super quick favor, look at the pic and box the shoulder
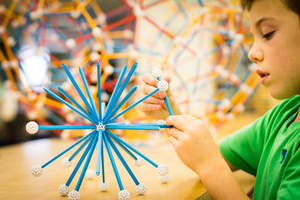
[264,95,300,122]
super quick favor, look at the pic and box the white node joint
[157,80,168,92]
[97,123,105,131]
[152,68,163,78]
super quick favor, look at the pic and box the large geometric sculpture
[27,62,172,200]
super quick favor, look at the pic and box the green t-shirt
[220,95,300,200]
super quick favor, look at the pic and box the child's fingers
[138,102,162,111]
[141,96,165,105]
[166,115,189,132]
[168,126,182,141]
[141,73,159,87]
[140,83,165,99]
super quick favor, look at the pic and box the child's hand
[166,115,222,175]
[138,73,181,120]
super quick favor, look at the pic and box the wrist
[195,156,227,179]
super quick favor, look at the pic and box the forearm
[196,158,250,200]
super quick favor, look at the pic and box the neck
[294,108,300,123]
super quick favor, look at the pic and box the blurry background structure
[0,0,279,146]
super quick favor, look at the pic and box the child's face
[249,0,300,100]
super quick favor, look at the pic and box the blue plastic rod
[41,130,96,168]
[97,61,102,121]
[103,65,127,119]
[157,77,173,116]
[62,63,99,122]
[103,87,137,124]
[106,130,158,168]
[58,87,96,123]
[103,132,124,191]
[107,134,139,185]
[75,131,98,191]
[108,88,160,123]
[106,130,137,160]
[39,124,96,130]
[96,130,103,176]
[43,88,95,124]
[105,63,138,120]
[69,134,93,161]
[66,132,97,186]
[79,66,99,121]
[106,123,160,130]
[101,102,105,181]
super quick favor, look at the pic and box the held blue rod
[96,130,103,175]
[107,130,137,160]
[58,87,97,123]
[41,130,96,168]
[103,87,137,124]
[106,130,158,168]
[103,65,127,119]
[66,132,98,186]
[79,66,100,121]
[97,61,102,121]
[75,131,98,191]
[157,77,173,116]
[39,124,96,130]
[103,132,124,191]
[108,63,138,115]
[62,63,99,122]
[101,102,106,182]
[106,123,160,130]
[108,88,160,123]
[43,88,95,124]
[69,134,93,161]
[107,134,139,185]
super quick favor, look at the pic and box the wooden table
[0,138,207,200]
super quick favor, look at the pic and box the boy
[138,0,300,199]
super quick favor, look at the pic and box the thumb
[162,77,173,97]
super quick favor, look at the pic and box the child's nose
[248,41,263,64]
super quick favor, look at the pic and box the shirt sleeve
[219,114,270,176]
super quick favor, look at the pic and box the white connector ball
[62,157,72,168]
[136,183,147,195]
[0,5,7,14]
[7,37,16,46]
[152,68,163,78]
[133,156,144,167]
[85,169,95,179]
[156,119,166,125]
[70,10,81,19]
[104,65,114,75]
[59,184,70,196]
[31,165,43,177]
[118,190,130,200]
[159,174,169,183]
[29,10,43,20]
[90,52,100,62]
[0,26,5,34]
[92,27,102,37]
[99,181,110,192]
[68,190,80,200]
[97,13,106,25]
[157,80,168,92]
[123,29,133,39]
[66,38,76,49]
[157,164,169,176]
[26,121,39,134]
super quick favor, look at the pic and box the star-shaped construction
[26,62,173,200]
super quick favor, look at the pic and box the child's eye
[263,31,274,40]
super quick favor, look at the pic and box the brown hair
[240,0,300,17]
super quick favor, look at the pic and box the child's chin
[268,89,294,100]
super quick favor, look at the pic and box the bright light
[19,45,50,93]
